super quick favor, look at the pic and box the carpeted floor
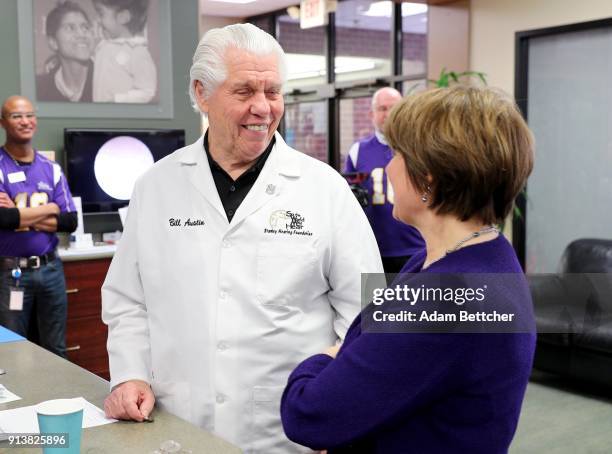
[511,371,612,453]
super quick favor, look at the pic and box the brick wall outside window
[277,21,426,167]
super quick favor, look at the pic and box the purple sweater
[281,235,536,453]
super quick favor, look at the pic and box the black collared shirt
[204,131,275,222]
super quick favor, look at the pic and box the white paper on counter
[0,384,21,404]
[0,397,116,436]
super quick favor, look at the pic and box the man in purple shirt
[0,96,77,357]
[345,87,424,273]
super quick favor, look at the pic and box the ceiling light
[335,59,376,74]
[402,2,428,16]
[285,54,380,80]
[209,0,256,4]
[287,6,300,19]
[362,1,427,18]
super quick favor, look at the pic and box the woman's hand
[323,344,341,358]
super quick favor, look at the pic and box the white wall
[428,0,469,81]
[200,15,242,37]
[470,0,612,94]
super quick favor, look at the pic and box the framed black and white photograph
[18,0,173,118]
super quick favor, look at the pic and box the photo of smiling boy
[91,0,157,103]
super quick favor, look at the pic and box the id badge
[9,287,24,311]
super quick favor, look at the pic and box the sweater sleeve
[0,207,20,230]
[281,329,471,450]
[56,211,78,233]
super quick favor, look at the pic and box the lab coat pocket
[251,385,289,453]
[256,246,317,306]
[150,380,191,421]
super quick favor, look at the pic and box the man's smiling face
[196,47,284,166]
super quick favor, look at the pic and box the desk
[0,341,241,453]
[60,245,116,379]
[58,245,116,262]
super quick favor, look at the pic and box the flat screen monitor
[64,128,185,213]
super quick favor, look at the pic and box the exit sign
[300,0,328,29]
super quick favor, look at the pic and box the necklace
[2,147,33,167]
[8,155,32,167]
[424,225,499,269]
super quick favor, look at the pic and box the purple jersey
[0,147,75,257]
[345,134,424,257]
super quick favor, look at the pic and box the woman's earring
[421,184,431,203]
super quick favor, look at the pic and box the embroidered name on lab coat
[169,218,205,227]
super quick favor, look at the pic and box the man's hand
[0,192,15,208]
[104,379,155,422]
[45,202,60,215]
[16,202,60,229]
[32,216,57,232]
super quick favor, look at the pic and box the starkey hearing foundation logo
[264,210,313,236]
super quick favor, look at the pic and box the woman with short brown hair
[281,86,536,453]
[386,85,533,229]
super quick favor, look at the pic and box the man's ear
[117,9,131,26]
[194,81,209,114]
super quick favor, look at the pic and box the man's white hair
[188,23,287,112]
[371,86,402,109]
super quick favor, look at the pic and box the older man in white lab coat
[102,23,383,453]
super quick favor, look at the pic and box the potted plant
[429,67,487,87]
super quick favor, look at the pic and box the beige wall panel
[470,0,612,94]
[428,0,470,81]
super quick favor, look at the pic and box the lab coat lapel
[179,136,227,221]
[229,132,301,230]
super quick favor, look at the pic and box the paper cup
[36,398,83,454]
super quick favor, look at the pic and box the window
[249,15,274,36]
[277,13,326,91]
[402,2,428,77]
[335,0,392,83]
[402,79,426,96]
[284,102,328,163]
[247,0,430,170]
[339,96,373,171]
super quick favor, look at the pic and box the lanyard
[11,266,21,287]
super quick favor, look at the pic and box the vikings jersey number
[370,168,394,205]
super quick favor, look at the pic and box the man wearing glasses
[0,96,77,356]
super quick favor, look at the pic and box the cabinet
[63,258,111,380]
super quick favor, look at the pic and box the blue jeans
[0,257,67,358]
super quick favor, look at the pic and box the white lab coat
[102,132,383,453]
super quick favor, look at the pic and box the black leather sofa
[529,238,612,386]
